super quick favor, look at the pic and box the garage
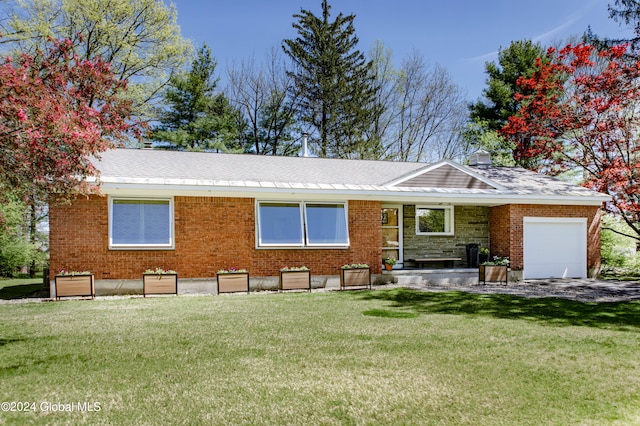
[523,217,587,279]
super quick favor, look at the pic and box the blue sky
[173,0,633,101]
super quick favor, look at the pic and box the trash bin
[465,243,479,268]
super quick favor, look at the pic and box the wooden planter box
[340,267,371,290]
[54,274,95,300]
[217,272,250,294]
[280,270,311,292]
[479,265,508,284]
[143,273,178,297]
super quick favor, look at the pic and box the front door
[382,205,403,268]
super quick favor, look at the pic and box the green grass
[0,278,44,300]
[1,289,639,425]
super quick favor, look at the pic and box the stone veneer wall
[402,205,490,267]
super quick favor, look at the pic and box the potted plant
[54,270,94,300]
[340,263,371,290]
[382,257,396,271]
[479,256,509,284]
[280,266,311,291]
[479,247,490,264]
[217,267,250,294]
[142,268,178,297]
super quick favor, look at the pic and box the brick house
[49,149,609,287]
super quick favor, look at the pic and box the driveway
[397,278,640,303]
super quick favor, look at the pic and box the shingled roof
[92,148,609,205]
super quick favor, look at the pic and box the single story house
[49,148,609,285]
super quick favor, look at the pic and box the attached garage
[523,217,587,279]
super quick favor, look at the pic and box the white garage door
[523,218,587,279]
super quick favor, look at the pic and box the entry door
[382,206,403,268]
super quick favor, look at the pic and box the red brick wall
[49,196,382,280]
[489,204,601,272]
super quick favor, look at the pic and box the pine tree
[469,40,546,131]
[467,40,546,164]
[153,45,241,151]
[587,0,640,58]
[282,0,377,158]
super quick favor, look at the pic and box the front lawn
[1,289,639,425]
[0,277,45,300]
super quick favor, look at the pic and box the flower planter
[280,270,311,292]
[54,274,95,300]
[217,272,250,294]
[479,265,508,284]
[143,273,178,297]
[340,267,371,290]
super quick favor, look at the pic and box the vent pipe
[301,132,309,157]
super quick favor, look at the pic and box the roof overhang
[97,177,611,207]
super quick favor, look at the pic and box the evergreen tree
[282,0,377,158]
[467,40,546,163]
[153,45,242,152]
[586,0,640,59]
[469,40,546,131]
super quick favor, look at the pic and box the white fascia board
[98,180,610,206]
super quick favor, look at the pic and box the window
[416,206,454,235]
[257,202,303,246]
[257,201,349,247]
[110,198,173,248]
[305,203,348,246]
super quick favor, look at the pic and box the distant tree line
[151,0,471,162]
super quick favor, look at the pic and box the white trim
[256,201,304,247]
[382,204,404,268]
[255,200,350,249]
[522,217,587,279]
[385,160,507,191]
[98,182,610,206]
[415,205,455,236]
[108,196,174,250]
[303,201,350,247]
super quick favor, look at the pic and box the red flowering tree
[0,36,137,203]
[500,43,640,240]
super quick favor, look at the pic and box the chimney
[469,150,491,168]
[301,132,309,157]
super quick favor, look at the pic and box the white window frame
[256,201,305,247]
[303,202,350,247]
[109,197,175,250]
[256,201,350,248]
[415,205,454,236]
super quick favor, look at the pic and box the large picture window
[257,201,349,247]
[416,206,454,236]
[110,198,173,248]
[257,203,304,246]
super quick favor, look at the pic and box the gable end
[395,164,496,189]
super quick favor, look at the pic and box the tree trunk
[29,202,37,278]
